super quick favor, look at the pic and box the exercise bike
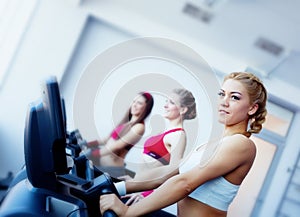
[0,77,119,217]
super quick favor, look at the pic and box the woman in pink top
[84,92,154,170]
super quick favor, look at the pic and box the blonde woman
[100,72,267,217]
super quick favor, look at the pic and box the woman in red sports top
[83,92,154,169]
[122,88,197,204]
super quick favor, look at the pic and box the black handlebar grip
[101,190,118,217]
[100,173,120,217]
[102,210,118,217]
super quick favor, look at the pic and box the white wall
[0,0,87,177]
[59,18,221,170]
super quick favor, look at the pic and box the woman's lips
[219,109,229,114]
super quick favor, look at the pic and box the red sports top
[143,128,184,165]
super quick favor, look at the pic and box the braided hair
[224,72,267,137]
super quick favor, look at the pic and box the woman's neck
[167,118,183,129]
[129,115,139,123]
[224,122,248,137]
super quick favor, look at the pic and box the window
[263,101,294,137]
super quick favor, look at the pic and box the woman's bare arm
[100,123,145,156]
[100,135,256,216]
[126,131,187,193]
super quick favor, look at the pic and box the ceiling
[107,0,300,89]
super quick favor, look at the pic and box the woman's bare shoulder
[221,134,256,155]
[131,122,145,135]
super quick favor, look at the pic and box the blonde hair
[224,72,267,136]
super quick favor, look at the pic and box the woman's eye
[218,92,224,97]
[166,99,174,104]
[231,95,240,100]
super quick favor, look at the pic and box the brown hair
[224,72,267,136]
[117,92,154,137]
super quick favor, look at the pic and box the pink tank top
[110,124,134,151]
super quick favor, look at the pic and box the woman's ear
[248,104,258,116]
[180,107,188,115]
